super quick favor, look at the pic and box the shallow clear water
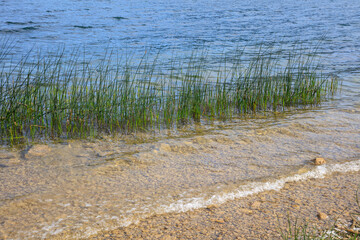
[1,0,360,239]
[1,107,360,239]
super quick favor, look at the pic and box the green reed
[0,44,339,145]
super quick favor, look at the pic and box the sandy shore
[88,170,360,239]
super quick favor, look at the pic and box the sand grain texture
[89,171,360,240]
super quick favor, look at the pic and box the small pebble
[317,212,328,220]
[213,219,225,224]
[206,204,218,210]
[314,157,326,165]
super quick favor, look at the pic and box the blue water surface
[0,0,360,78]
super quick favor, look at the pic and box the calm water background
[1,0,360,239]
[1,0,360,80]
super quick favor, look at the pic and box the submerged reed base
[0,43,339,146]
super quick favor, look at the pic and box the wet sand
[89,170,360,239]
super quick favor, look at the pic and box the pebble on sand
[211,218,225,224]
[314,157,326,165]
[317,212,328,220]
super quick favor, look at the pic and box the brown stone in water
[314,157,326,165]
[25,145,51,158]
[317,212,328,220]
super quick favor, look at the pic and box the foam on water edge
[157,160,360,215]
[109,160,360,233]
[31,160,360,239]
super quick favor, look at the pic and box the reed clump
[0,44,339,145]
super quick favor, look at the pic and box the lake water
[1,0,360,239]
[1,0,360,76]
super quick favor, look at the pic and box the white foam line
[79,160,360,238]
[157,160,360,215]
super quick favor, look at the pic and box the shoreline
[89,170,360,239]
[1,102,359,239]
